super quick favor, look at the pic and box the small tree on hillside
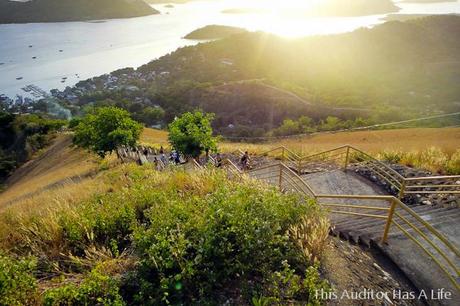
[73,107,142,158]
[168,111,218,159]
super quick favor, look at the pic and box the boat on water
[16,77,23,80]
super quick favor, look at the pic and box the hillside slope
[0,131,420,305]
[0,134,99,208]
[0,0,159,24]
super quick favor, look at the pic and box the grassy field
[142,127,460,154]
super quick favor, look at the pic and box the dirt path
[322,237,424,306]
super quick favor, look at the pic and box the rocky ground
[350,163,459,208]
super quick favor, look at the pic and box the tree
[73,107,142,158]
[136,106,165,126]
[273,119,300,136]
[168,111,218,158]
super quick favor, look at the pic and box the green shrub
[44,270,124,306]
[59,194,137,256]
[378,150,403,164]
[255,261,330,305]
[0,254,38,305]
[3,165,330,305]
[130,170,324,304]
[446,149,460,175]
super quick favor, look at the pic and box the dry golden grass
[140,128,169,147]
[220,128,460,155]
[141,127,460,155]
[0,174,111,254]
[0,135,101,209]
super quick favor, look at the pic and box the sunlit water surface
[1,0,459,97]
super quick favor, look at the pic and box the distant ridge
[0,0,159,24]
[184,25,248,40]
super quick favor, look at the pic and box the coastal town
[1,48,237,121]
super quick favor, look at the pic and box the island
[184,25,248,40]
[0,0,159,24]
[400,0,457,3]
[223,0,399,17]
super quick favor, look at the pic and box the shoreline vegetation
[383,13,459,22]
[0,0,159,24]
[184,25,248,40]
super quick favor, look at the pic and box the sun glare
[230,0,318,12]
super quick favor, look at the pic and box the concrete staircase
[301,169,460,306]
[117,146,460,304]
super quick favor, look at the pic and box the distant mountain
[0,0,159,24]
[184,25,248,40]
[223,0,399,17]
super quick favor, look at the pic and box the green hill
[0,0,159,24]
[60,15,460,137]
[184,25,248,40]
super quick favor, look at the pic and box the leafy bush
[130,171,325,304]
[254,261,330,305]
[378,150,403,164]
[0,254,38,305]
[1,165,330,305]
[44,270,124,306]
[446,149,460,175]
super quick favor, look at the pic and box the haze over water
[1,0,459,98]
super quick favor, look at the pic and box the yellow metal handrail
[231,162,459,291]
[256,145,460,198]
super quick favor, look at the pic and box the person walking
[216,153,223,168]
[240,151,250,170]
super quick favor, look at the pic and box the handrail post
[279,163,283,190]
[297,159,302,175]
[344,146,350,171]
[282,147,285,161]
[398,180,406,199]
[382,198,397,244]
